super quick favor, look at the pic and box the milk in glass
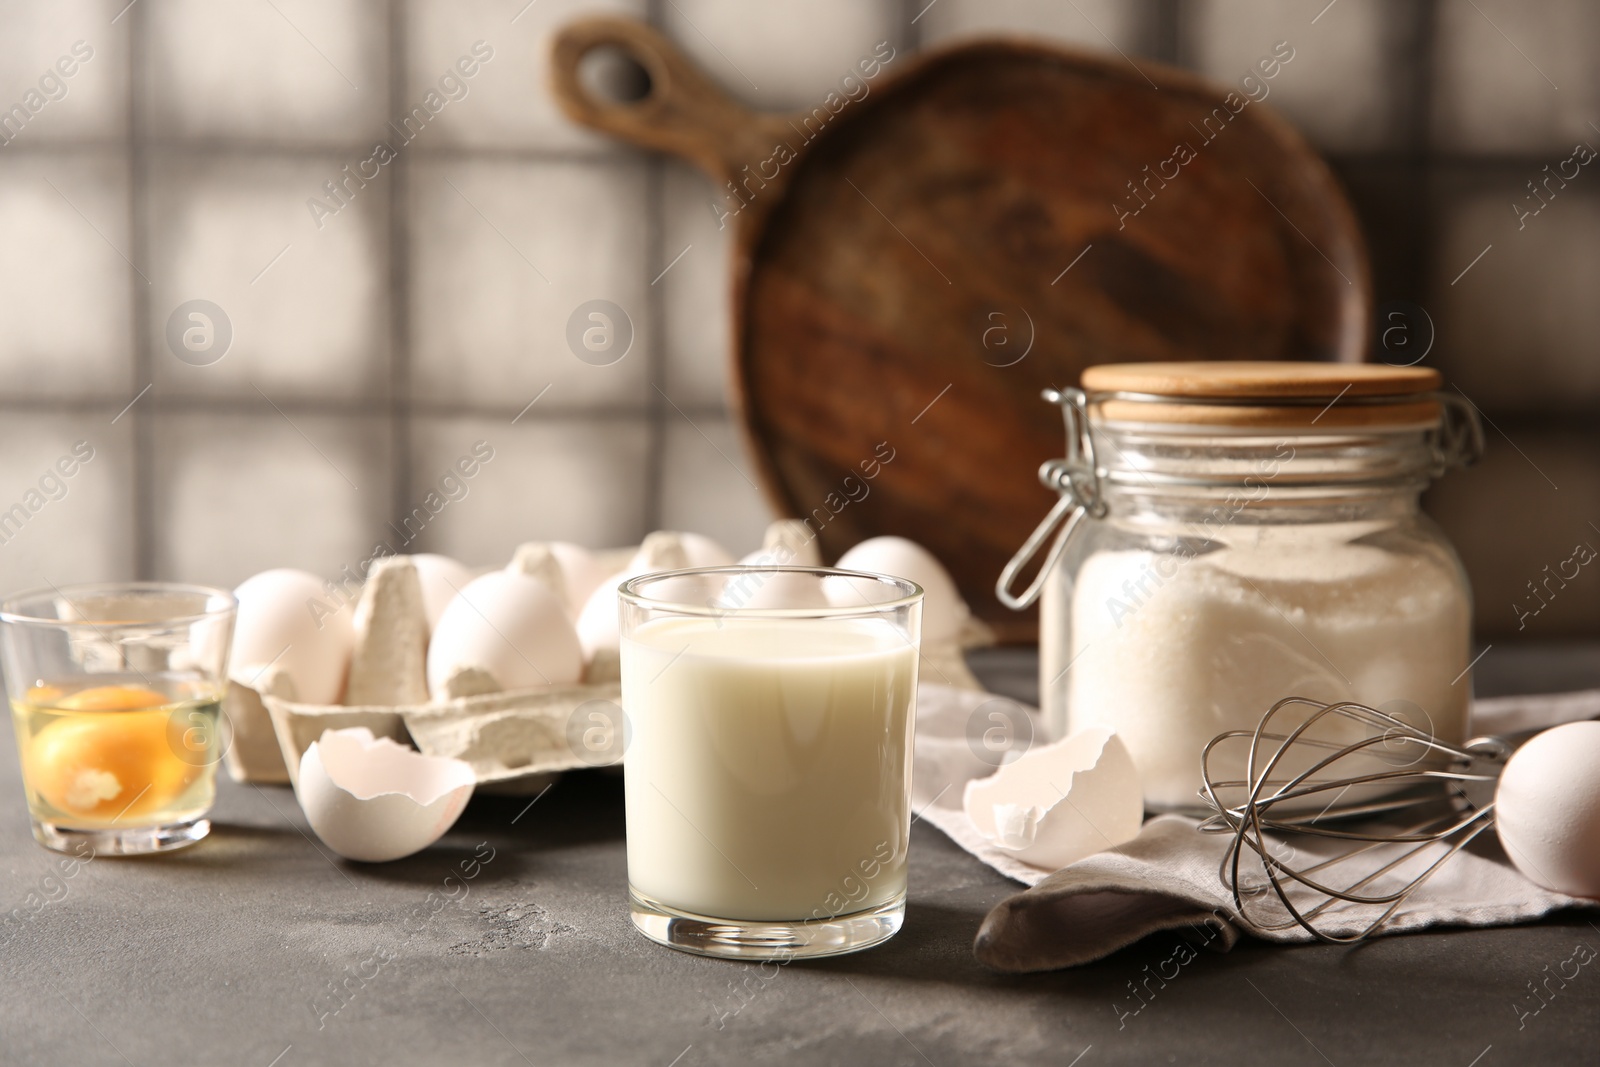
[622,615,917,922]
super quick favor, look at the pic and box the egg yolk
[26,685,200,822]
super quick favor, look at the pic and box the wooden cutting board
[551,19,1370,641]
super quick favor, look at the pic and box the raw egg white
[1496,721,1600,899]
[834,536,969,642]
[232,569,353,705]
[426,571,582,699]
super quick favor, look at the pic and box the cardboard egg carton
[222,545,625,788]
[222,525,991,788]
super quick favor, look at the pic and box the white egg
[510,541,614,620]
[627,530,733,572]
[297,728,475,863]
[232,569,353,706]
[834,536,969,642]
[578,532,729,660]
[409,553,475,633]
[681,532,735,567]
[741,519,823,568]
[576,571,630,660]
[548,542,610,612]
[1496,721,1600,899]
[426,571,582,699]
[718,567,831,610]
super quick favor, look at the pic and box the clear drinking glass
[0,582,237,855]
[619,566,922,960]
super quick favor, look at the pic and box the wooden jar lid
[1081,362,1442,429]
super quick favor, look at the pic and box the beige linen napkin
[912,683,1600,973]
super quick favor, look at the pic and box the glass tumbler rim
[0,580,238,630]
[619,565,923,619]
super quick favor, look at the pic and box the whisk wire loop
[1199,696,1505,943]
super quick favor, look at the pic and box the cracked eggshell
[410,554,475,634]
[1496,721,1600,899]
[426,571,583,700]
[963,726,1143,871]
[232,569,353,706]
[297,728,475,862]
[834,537,968,642]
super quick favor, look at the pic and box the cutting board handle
[550,16,792,187]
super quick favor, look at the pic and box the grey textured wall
[0,0,1592,642]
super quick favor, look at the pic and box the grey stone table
[3,646,1598,1066]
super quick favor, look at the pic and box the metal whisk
[1198,697,1512,943]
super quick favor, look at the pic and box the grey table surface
[2,645,1598,1067]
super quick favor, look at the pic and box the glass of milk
[619,566,922,960]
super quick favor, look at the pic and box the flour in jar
[1063,527,1471,812]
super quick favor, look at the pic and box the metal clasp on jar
[995,388,1106,610]
[1431,392,1485,475]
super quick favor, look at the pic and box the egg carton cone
[263,696,410,788]
[222,669,296,784]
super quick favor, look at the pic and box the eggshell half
[297,727,475,862]
[1496,720,1600,899]
[963,726,1143,871]
[426,571,583,700]
[232,569,353,706]
[834,537,969,642]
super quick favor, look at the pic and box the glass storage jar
[998,362,1483,814]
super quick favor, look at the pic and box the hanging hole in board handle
[550,20,669,116]
[549,16,772,186]
[576,44,653,106]
[549,19,674,123]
